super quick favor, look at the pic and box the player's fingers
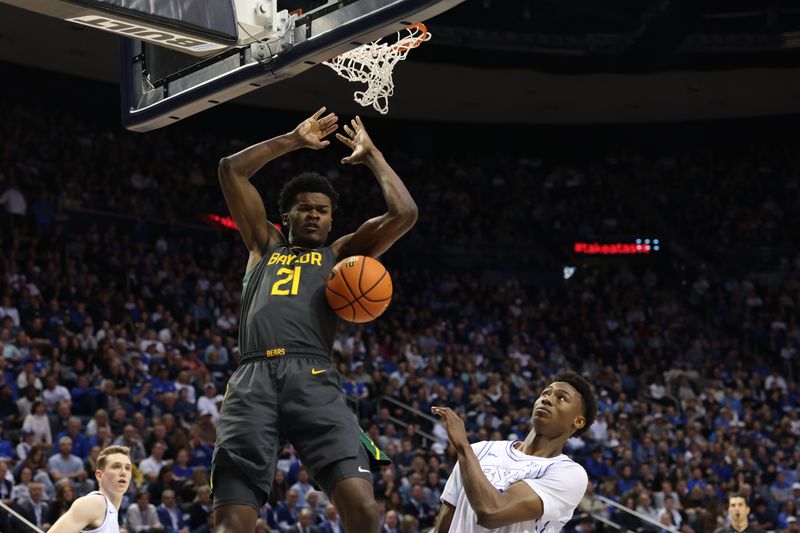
[350,118,359,131]
[355,115,364,127]
[336,133,354,147]
[311,106,327,120]
[343,124,355,138]
[321,124,338,138]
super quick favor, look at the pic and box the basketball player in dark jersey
[212,107,417,533]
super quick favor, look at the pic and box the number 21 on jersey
[271,266,302,296]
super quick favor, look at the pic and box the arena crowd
[0,102,798,532]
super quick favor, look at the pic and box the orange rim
[394,22,430,51]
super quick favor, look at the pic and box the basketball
[326,255,393,323]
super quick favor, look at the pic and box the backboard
[120,0,465,132]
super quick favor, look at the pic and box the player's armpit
[475,481,544,530]
[434,501,456,533]
[331,209,417,259]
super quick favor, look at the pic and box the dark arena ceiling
[1,0,800,123]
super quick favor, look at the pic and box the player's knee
[214,518,242,533]
[358,498,380,525]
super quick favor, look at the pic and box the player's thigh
[212,463,268,514]
[314,441,374,497]
[215,361,280,496]
[279,358,364,483]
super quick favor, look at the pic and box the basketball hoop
[323,23,431,115]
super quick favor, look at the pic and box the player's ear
[574,415,586,432]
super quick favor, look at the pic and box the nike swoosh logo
[311,368,327,375]
[358,466,370,473]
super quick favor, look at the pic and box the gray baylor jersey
[238,241,338,358]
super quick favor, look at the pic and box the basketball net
[323,23,431,115]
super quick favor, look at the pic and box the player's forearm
[454,443,503,518]
[365,150,418,222]
[220,133,303,182]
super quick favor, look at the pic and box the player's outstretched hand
[337,116,378,165]
[432,406,469,452]
[292,106,339,150]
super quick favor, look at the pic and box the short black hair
[728,493,749,507]
[552,370,597,438]
[278,172,339,215]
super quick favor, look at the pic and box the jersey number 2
[271,267,302,296]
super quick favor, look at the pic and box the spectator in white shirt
[173,371,197,405]
[139,441,169,484]
[196,383,220,423]
[42,375,71,410]
[23,400,52,446]
[0,296,20,328]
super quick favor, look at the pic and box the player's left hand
[432,406,469,452]
[337,116,378,165]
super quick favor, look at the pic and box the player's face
[532,381,586,438]
[284,192,333,247]
[729,497,749,521]
[97,454,132,496]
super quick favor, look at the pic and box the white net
[323,23,431,115]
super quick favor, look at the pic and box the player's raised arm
[48,493,106,533]
[219,106,339,270]
[432,406,545,529]
[331,116,418,259]
[434,501,456,533]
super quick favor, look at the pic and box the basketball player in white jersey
[432,370,597,533]
[49,445,132,533]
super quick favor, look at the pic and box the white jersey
[441,440,587,533]
[81,491,120,533]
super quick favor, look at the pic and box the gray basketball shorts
[211,354,383,510]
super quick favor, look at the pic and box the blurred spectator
[47,481,76,525]
[171,447,193,484]
[319,502,343,533]
[114,425,147,464]
[287,507,319,533]
[0,421,14,460]
[148,465,178,507]
[156,489,190,533]
[54,416,90,460]
[196,383,220,424]
[269,469,289,508]
[188,484,212,530]
[13,481,49,531]
[22,400,52,446]
[277,488,301,532]
[86,409,111,438]
[140,441,169,484]
[126,491,165,533]
[290,467,313,508]
[48,436,89,493]
[380,509,401,533]
[305,490,326,525]
[402,483,434,530]
[0,176,27,231]
[42,374,70,410]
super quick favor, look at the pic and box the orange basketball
[326,256,393,323]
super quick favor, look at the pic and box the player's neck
[99,487,123,510]
[518,432,565,458]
